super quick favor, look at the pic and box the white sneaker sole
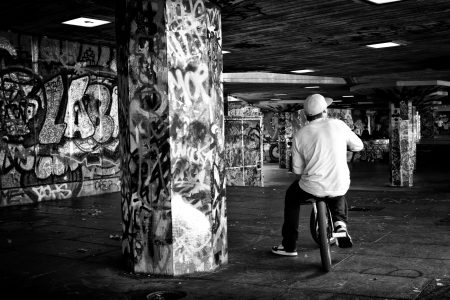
[271,248,298,256]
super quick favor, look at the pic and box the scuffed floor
[0,162,449,299]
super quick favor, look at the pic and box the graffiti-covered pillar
[285,112,293,172]
[116,0,226,275]
[390,100,415,187]
[277,113,287,169]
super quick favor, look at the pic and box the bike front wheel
[317,200,332,272]
[310,203,335,246]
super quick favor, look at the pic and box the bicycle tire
[310,204,335,246]
[309,205,320,245]
[317,200,332,272]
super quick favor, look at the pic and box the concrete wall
[0,31,120,207]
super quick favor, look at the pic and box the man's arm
[291,135,305,175]
[346,126,364,152]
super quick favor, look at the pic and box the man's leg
[280,180,303,251]
[327,195,348,223]
[272,180,312,256]
[328,195,352,248]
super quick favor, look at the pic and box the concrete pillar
[420,106,435,139]
[277,113,286,169]
[390,100,414,187]
[116,0,227,275]
[285,112,293,172]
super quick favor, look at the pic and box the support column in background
[390,100,414,187]
[116,0,227,275]
[284,112,292,172]
[277,113,286,169]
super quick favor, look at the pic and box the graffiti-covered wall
[0,32,120,207]
[225,117,263,186]
[227,102,261,118]
[328,108,354,129]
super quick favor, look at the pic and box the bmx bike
[308,197,347,272]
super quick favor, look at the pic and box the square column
[390,101,415,187]
[116,0,226,275]
[277,113,286,169]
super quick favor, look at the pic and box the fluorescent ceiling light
[274,93,287,96]
[62,17,110,28]
[342,95,354,98]
[291,69,315,74]
[365,0,404,4]
[366,42,402,49]
[304,86,320,89]
[222,50,231,54]
[227,95,242,102]
[333,100,343,103]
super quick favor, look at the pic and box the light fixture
[364,0,404,4]
[366,41,402,49]
[342,95,354,98]
[291,69,315,74]
[62,17,111,28]
[227,95,242,102]
[304,86,320,89]
[333,100,343,103]
[222,50,231,54]
[274,93,287,96]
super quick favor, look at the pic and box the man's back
[292,118,363,197]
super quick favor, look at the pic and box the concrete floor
[1,162,450,299]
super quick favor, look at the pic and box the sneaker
[334,221,353,248]
[271,245,298,256]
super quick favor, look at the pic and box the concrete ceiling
[1,0,450,110]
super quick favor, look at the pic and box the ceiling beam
[223,72,346,85]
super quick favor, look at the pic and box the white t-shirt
[292,118,363,197]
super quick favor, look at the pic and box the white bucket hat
[304,94,333,116]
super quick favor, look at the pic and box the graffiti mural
[117,0,226,275]
[225,117,263,186]
[225,119,242,167]
[353,140,389,163]
[0,33,120,207]
[261,112,278,163]
[227,102,261,117]
[328,108,354,129]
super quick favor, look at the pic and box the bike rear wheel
[317,200,332,272]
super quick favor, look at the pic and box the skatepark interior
[1,0,450,299]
